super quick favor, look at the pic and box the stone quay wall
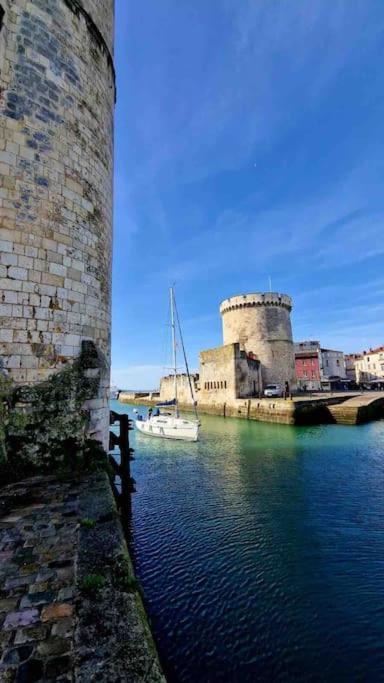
[220,293,296,389]
[120,392,384,426]
[0,0,115,446]
[0,472,165,681]
[159,373,198,406]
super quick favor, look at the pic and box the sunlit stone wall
[0,0,115,446]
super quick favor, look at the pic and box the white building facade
[355,347,384,383]
[320,348,347,382]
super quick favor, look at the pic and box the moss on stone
[0,342,108,485]
[80,573,106,595]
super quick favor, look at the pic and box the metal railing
[109,410,135,538]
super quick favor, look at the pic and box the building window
[220,381,223,389]
[224,381,227,389]
[0,7,4,33]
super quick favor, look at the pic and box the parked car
[264,384,283,397]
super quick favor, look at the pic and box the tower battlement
[220,292,292,315]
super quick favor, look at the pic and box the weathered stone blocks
[0,0,115,447]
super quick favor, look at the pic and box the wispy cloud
[112,0,384,385]
[123,0,384,190]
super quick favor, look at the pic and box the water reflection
[110,401,384,682]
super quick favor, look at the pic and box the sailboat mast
[170,287,178,416]
[174,297,199,423]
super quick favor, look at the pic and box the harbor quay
[119,289,384,428]
[0,472,165,682]
[119,391,384,426]
[121,290,384,427]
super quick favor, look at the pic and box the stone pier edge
[76,471,165,681]
[121,394,384,426]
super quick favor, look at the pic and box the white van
[263,384,283,397]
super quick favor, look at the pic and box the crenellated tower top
[220,293,292,316]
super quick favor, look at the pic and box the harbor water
[110,400,384,682]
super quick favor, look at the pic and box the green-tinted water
[111,401,384,682]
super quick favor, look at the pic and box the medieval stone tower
[0,0,115,446]
[220,293,296,388]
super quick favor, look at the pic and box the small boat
[135,287,200,442]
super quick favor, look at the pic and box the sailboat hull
[135,416,199,442]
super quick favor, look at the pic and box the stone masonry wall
[159,374,198,406]
[0,0,115,446]
[199,343,238,406]
[235,352,260,398]
[199,342,261,406]
[81,0,115,54]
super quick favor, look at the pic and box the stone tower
[220,293,296,388]
[0,0,115,447]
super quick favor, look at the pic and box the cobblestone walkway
[0,476,81,682]
[0,472,166,683]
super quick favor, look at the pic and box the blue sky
[111,0,384,389]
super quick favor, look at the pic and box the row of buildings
[294,341,347,391]
[159,291,384,406]
[346,348,384,385]
[295,342,384,391]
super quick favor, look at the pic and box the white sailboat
[135,287,200,442]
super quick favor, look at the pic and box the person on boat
[153,408,160,417]
[137,414,143,421]
[148,407,153,419]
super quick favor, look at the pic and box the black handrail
[109,411,135,538]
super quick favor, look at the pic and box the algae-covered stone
[0,342,108,485]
